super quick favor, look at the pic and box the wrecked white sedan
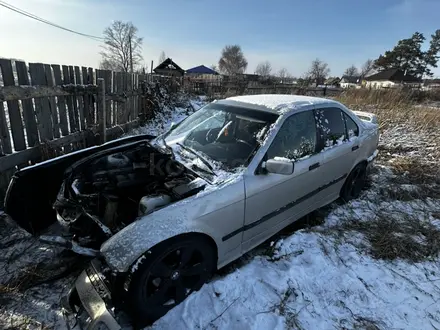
[4,95,379,329]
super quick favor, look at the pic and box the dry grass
[389,157,440,185]
[324,210,440,262]
[334,88,440,131]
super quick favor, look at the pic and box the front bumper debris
[63,260,121,330]
[40,235,101,257]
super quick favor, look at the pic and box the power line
[0,0,104,41]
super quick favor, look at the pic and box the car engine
[52,142,206,248]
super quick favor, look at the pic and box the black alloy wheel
[340,163,367,202]
[127,236,216,327]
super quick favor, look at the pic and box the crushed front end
[41,140,206,255]
[63,259,124,330]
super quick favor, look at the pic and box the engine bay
[51,142,207,251]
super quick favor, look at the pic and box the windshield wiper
[176,142,216,176]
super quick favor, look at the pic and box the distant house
[153,58,185,77]
[340,75,361,89]
[364,69,420,89]
[325,77,341,87]
[423,78,440,90]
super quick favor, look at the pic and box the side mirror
[263,158,294,175]
[170,122,177,130]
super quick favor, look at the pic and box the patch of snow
[367,149,379,162]
[273,157,291,162]
[225,95,334,111]
[131,255,146,273]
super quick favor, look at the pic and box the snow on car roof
[220,94,338,114]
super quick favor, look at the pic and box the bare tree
[158,51,166,64]
[210,64,218,72]
[100,21,143,72]
[307,58,330,86]
[255,61,272,77]
[278,67,291,79]
[100,58,120,71]
[360,59,375,78]
[343,65,359,76]
[218,45,248,75]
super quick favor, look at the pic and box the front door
[242,110,326,250]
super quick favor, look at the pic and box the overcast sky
[1,0,440,77]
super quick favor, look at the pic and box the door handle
[309,162,320,171]
[352,145,359,151]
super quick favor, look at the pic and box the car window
[267,111,317,161]
[315,108,346,148]
[344,113,359,139]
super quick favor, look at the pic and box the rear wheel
[340,163,367,202]
[126,236,216,327]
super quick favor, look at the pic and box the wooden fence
[0,59,164,201]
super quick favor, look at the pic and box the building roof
[341,75,361,84]
[364,69,420,82]
[219,94,338,114]
[423,78,440,85]
[153,58,185,74]
[186,65,219,75]
[325,77,341,85]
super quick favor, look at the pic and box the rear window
[344,113,359,139]
[314,108,346,147]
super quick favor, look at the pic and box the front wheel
[340,163,367,202]
[126,236,216,327]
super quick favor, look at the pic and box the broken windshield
[162,103,278,169]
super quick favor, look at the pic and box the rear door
[314,106,361,198]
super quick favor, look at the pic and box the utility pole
[129,33,133,73]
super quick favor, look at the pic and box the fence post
[97,78,106,143]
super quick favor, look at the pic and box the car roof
[217,94,340,114]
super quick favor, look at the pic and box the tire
[340,163,367,202]
[126,235,216,328]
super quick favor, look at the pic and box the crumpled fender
[100,176,245,273]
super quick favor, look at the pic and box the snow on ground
[1,99,440,330]
[149,162,440,330]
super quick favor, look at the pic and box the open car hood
[4,134,158,234]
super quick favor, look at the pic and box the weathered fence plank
[69,66,80,132]
[104,70,112,128]
[0,59,26,151]
[44,64,60,138]
[87,68,95,126]
[52,65,69,136]
[124,73,131,122]
[112,71,118,126]
[116,72,123,123]
[62,65,77,133]
[133,74,138,119]
[29,63,54,141]
[128,73,134,122]
[74,66,86,131]
[15,61,39,148]
[82,67,91,129]
[97,77,105,143]
[0,101,12,154]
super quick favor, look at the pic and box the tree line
[98,21,440,83]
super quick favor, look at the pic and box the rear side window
[315,108,346,147]
[344,113,359,139]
